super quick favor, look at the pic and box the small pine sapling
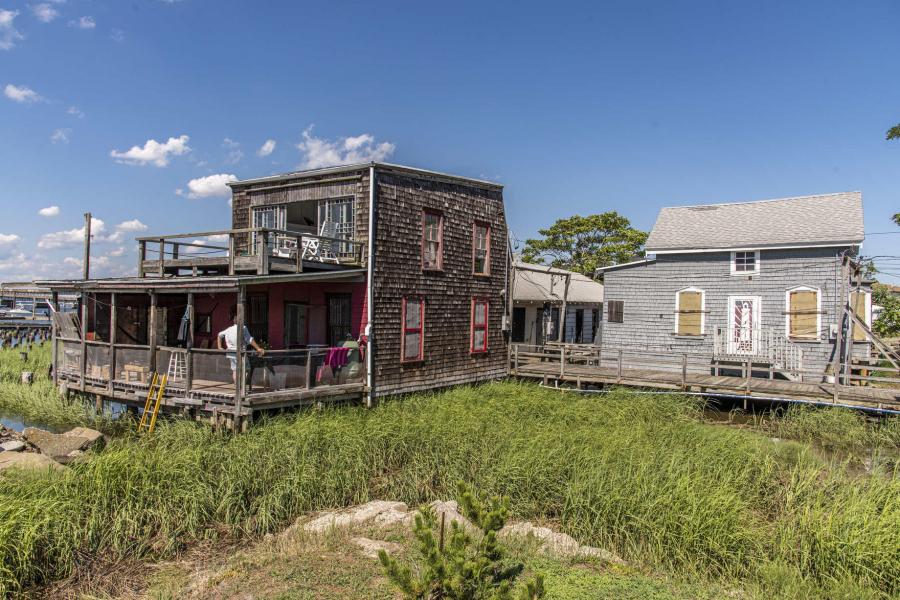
[378,482,545,599]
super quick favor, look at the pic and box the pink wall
[192,281,367,350]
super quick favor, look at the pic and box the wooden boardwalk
[510,345,900,413]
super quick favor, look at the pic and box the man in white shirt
[217,311,265,382]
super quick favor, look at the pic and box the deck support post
[186,292,194,396]
[138,241,146,278]
[148,291,158,374]
[513,345,519,376]
[305,348,313,389]
[746,359,752,392]
[108,292,117,398]
[79,292,88,392]
[50,291,59,385]
[832,255,848,402]
[681,354,687,388]
[234,286,246,433]
[560,346,566,379]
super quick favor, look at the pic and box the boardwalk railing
[713,327,803,380]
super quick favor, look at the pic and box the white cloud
[38,217,105,249]
[106,219,148,243]
[110,28,124,42]
[185,173,237,199]
[222,137,243,164]
[31,3,59,23]
[4,83,42,103]
[108,246,126,257]
[0,233,20,245]
[296,126,395,170]
[38,206,60,217]
[110,135,190,167]
[0,9,23,51]
[69,16,95,29]
[51,128,71,144]
[67,105,84,118]
[257,139,276,157]
[63,256,81,267]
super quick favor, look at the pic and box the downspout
[365,164,376,407]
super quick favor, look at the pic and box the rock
[427,500,477,532]
[499,521,624,564]
[351,537,402,558]
[0,451,65,473]
[0,440,25,452]
[64,427,105,447]
[303,501,409,533]
[22,428,93,464]
[372,505,413,527]
[21,371,33,385]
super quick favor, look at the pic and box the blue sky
[1,0,898,282]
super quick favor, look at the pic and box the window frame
[849,289,873,342]
[472,221,491,276]
[730,250,760,276]
[421,210,444,272]
[607,300,624,324]
[400,296,425,363]
[470,298,489,354]
[674,287,706,336]
[784,286,821,341]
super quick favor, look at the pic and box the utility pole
[557,272,571,343]
[82,212,92,280]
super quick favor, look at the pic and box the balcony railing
[136,227,365,278]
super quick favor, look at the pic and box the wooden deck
[510,345,900,412]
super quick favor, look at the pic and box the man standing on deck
[217,308,265,382]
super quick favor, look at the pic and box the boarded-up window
[471,298,489,353]
[850,292,868,342]
[676,290,703,336]
[607,300,624,324]
[401,297,424,362]
[422,211,443,270]
[788,289,818,339]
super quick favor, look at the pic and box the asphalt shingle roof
[513,261,604,303]
[644,192,864,252]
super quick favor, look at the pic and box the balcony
[136,227,365,278]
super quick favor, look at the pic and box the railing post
[513,344,519,376]
[186,292,194,395]
[681,354,687,388]
[228,234,236,276]
[148,291,158,374]
[158,238,165,277]
[746,359,752,392]
[560,346,566,379]
[616,349,623,383]
[50,291,59,385]
[138,240,146,278]
[79,292,87,392]
[295,234,303,273]
[172,242,179,260]
[305,348,313,389]
[108,292,117,395]
[234,286,246,432]
[258,231,269,275]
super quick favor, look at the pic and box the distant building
[512,261,604,345]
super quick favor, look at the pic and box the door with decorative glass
[727,296,760,355]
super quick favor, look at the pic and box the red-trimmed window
[473,222,490,275]
[401,297,424,362]
[470,298,489,353]
[422,211,443,270]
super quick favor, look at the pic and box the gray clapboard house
[597,192,871,381]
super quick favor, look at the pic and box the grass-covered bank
[0,344,50,384]
[1,382,898,598]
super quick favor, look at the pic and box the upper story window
[607,300,624,323]
[422,211,444,270]
[471,298,489,353]
[401,297,424,362]
[473,222,491,276]
[731,250,759,275]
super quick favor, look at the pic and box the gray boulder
[0,451,65,473]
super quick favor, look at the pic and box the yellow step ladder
[138,372,167,434]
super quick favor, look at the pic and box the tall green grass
[760,404,900,452]
[0,382,897,598]
[0,344,50,384]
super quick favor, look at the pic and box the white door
[727,296,760,355]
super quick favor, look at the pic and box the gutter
[366,164,376,407]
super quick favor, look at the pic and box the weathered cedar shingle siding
[372,171,508,396]
[600,247,867,375]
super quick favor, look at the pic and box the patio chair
[301,221,340,263]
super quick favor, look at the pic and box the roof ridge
[658,191,861,211]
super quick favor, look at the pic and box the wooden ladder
[138,372,167,434]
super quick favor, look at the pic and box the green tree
[520,212,648,276]
[872,283,900,337]
[378,483,545,600]
[888,124,900,141]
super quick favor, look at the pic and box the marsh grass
[0,344,51,384]
[758,404,900,452]
[0,382,897,598]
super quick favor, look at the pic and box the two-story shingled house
[42,163,509,429]
[597,192,871,381]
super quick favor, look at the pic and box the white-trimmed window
[730,250,759,275]
[850,290,872,342]
[785,286,821,340]
[675,287,705,336]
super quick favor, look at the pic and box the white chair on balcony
[301,221,340,263]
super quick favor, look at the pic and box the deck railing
[713,327,803,380]
[136,227,365,277]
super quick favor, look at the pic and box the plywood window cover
[472,221,491,276]
[401,296,425,363]
[849,290,872,342]
[730,250,760,275]
[422,210,444,271]
[470,298,489,353]
[675,287,705,336]
[784,286,821,340]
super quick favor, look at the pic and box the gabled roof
[513,261,603,304]
[645,192,864,253]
